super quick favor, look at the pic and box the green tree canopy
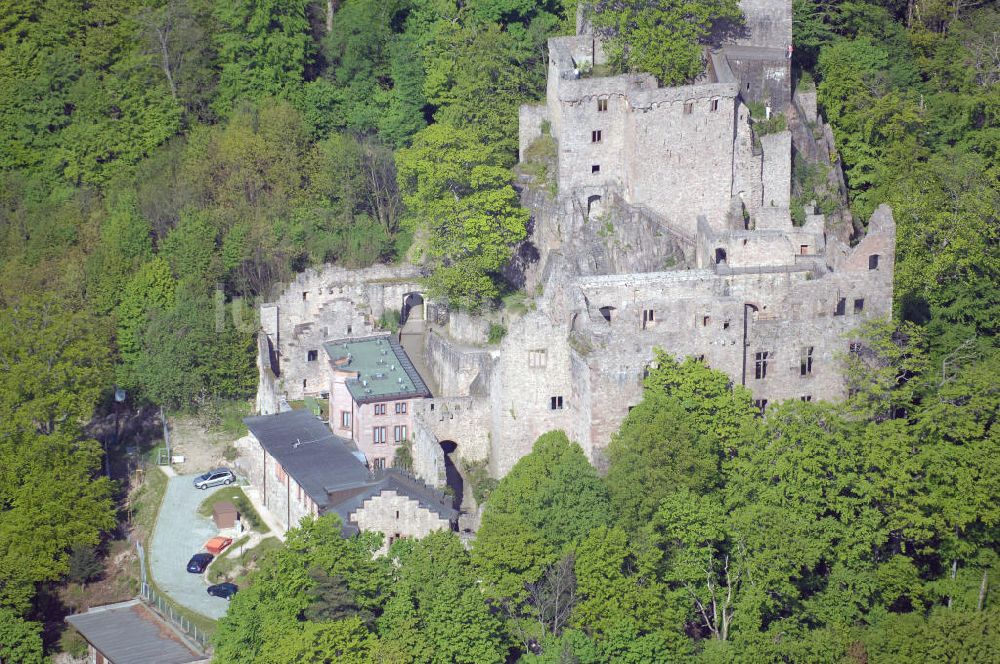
[380,531,508,664]
[212,0,313,114]
[473,431,611,603]
[0,297,115,613]
[213,514,390,664]
[587,0,743,85]
[396,122,529,307]
[607,352,756,531]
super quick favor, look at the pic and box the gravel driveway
[149,475,231,620]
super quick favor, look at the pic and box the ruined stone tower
[254,0,896,490]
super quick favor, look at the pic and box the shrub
[488,324,507,344]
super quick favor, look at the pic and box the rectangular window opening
[528,350,547,368]
[373,426,387,444]
[395,402,407,414]
[307,349,318,362]
[753,398,768,415]
[591,129,602,143]
[854,298,865,314]
[754,351,770,379]
[800,346,813,376]
[550,396,564,410]
[702,315,710,327]
[834,297,846,316]
[642,309,655,329]
[340,411,351,429]
[683,101,693,114]
[801,395,813,402]
[597,98,608,112]
[591,164,601,173]
[374,403,386,416]
[710,99,719,112]
[869,254,880,270]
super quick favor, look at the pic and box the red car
[204,536,233,555]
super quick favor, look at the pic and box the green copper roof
[323,335,431,404]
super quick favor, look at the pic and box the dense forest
[0,0,997,662]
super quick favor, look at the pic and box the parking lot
[149,474,232,620]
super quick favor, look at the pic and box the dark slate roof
[65,600,206,664]
[244,410,370,508]
[323,335,432,404]
[244,411,457,535]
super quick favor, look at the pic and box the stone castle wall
[259,264,423,405]
[252,0,897,496]
[352,490,452,556]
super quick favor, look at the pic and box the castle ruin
[253,0,896,504]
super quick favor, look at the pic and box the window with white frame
[373,426,387,444]
[528,350,547,368]
[394,425,408,442]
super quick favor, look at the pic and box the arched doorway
[401,292,424,325]
[439,440,463,510]
[587,194,602,219]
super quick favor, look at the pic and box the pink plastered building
[325,335,432,470]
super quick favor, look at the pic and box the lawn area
[208,537,283,586]
[131,464,168,543]
[288,396,329,421]
[196,486,270,534]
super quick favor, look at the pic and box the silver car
[193,468,235,490]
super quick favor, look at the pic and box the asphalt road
[149,475,231,620]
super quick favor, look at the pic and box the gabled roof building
[238,409,455,551]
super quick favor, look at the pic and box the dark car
[186,552,213,573]
[192,468,236,490]
[207,582,238,600]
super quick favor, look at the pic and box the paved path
[149,475,230,620]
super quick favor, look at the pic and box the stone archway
[587,194,603,219]
[439,440,463,511]
[401,292,425,325]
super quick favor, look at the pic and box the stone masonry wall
[262,264,423,403]
[411,417,447,488]
[519,104,548,162]
[413,396,492,464]
[234,434,318,533]
[351,490,452,556]
[737,0,793,49]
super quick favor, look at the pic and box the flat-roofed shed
[65,599,207,664]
